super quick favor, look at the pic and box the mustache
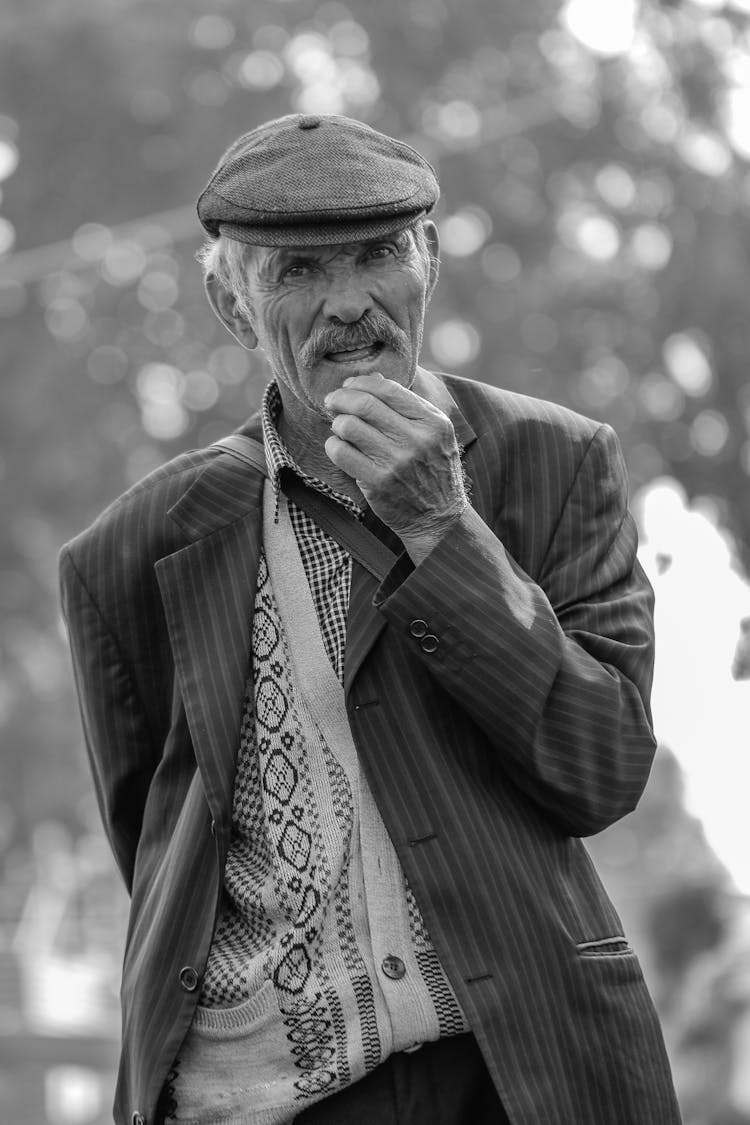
[297,312,410,368]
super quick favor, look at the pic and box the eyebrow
[269,233,410,265]
[257,247,327,278]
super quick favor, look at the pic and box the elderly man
[60,114,681,1124]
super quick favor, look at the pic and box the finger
[329,412,398,460]
[330,374,434,421]
[325,387,408,440]
[324,434,381,486]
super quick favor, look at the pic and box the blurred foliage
[2,0,750,1116]
[1,0,749,839]
[589,745,750,1124]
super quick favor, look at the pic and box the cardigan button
[179,965,199,992]
[381,955,406,980]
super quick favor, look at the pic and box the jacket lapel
[156,371,476,809]
[155,444,264,833]
[344,369,477,694]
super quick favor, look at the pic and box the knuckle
[342,389,376,416]
[331,414,356,439]
[354,394,377,418]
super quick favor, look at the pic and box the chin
[378,357,416,387]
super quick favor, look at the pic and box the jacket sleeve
[374,422,656,837]
[59,545,160,893]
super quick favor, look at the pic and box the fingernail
[343,377,354,386]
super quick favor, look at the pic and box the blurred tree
[732,616,750,680]
[0,0,748,902]
[587,744,746,1117]
[0,0,747,847]
[648,879,729,990]
[2,1,749,1115]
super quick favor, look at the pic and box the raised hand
[324,372,468,563]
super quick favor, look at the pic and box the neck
[276,389,365,506]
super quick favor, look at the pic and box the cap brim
[216,209,430,248]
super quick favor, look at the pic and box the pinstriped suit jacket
[59,370,681,1125]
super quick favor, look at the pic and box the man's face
[242,227,435,420]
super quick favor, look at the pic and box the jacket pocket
[575,935,634,958]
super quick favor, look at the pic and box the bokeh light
[433,100,482,142]
[429,319,481,366]
[0,138,19,183]
[691,409,731,457]
[439,207,492,257]
[676,128,733,178]
[101,242,147,287]
[595,164,637,210]
[638,373,686,421]
[561,0,638,57]
[135,362,189,440]
[234,51,285,90]
[663,332,714,398]
[628,224,673,271]
[558,207,622,261]
[190,14,236,50]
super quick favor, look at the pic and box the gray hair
[195,221,438,323]
[195,236,256,321]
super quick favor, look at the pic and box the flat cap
[197,113,439,247]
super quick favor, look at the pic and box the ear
[204,273,258,350]
[422,219,440,302]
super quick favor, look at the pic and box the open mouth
[324,342,385,364]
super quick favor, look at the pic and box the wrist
[399,497,468,565]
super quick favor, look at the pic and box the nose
[321,268,372,324]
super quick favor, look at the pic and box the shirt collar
[261,380,363,516]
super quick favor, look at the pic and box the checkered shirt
[261,381,363,683]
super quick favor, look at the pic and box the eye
[364,244,396,262]
[281,260,317,281]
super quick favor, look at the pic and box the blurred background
[1,0,750,1121]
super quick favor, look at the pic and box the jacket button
[381,955,406,980]
[132,1113,146,1125]
[409,619,428,638]
[179,965,199,992]
[420,634,439,653]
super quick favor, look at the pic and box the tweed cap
[196,113,439,247]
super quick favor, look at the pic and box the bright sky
[636,479,750,892]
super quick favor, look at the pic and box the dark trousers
[294,1033,509,1125]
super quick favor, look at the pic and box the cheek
[378,265,428,319]
[392,287,428,337]
[261,293,313,352]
